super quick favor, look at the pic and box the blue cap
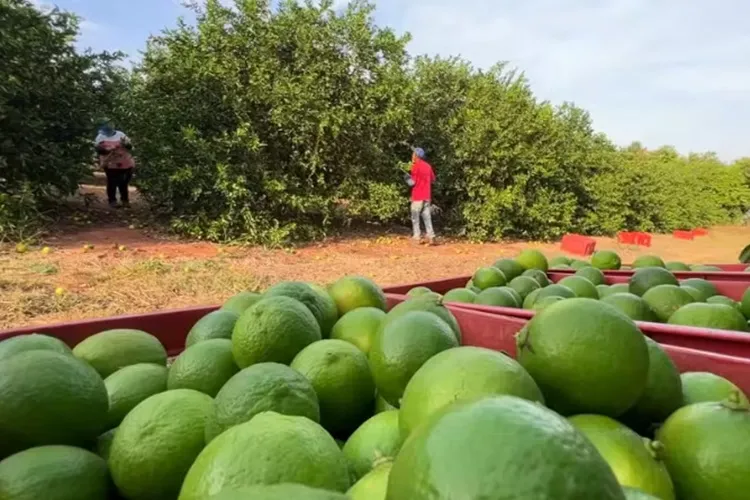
[413,147,426,159]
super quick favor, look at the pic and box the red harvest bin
[693,228,709,237]
[560,234,596,256]
[617,232,652,247]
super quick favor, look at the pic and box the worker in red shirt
[405,147,436,244]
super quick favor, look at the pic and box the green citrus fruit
[442,288,477,304]
[369,311,458,407]
[601,293,657,322]
[508,276,541,300]
[265,281,339,337]
[167,339,239,397]
[343,411,403,480]
[179,412,350,499]
[642,285,695,322]
[291,340,376,437]
[0,334,71,362]
[0,351,108,458]
[382,295,461,343]
[72,329,167,378]
[104,363,168,430]
[568,415,674,499]
[665,262,691,272]
[0,445,109,500]
[633,255,666,269]
[109,389,213,500]
[491,259,525,282]
[330,307,386,355]
[347,462,391,500]
[185,310,239,347]
[209,484,347,499]
[399,346,543,438]
[206,362,319,442]
[406,286,432,298]
[623,488,661,500]
[623,338,683,426]
[535,284,576,302]
[475,287,519,307]
[221,291,262,316]
[472,267,507,290]
[388,396,624,499]
[516,249,549,271]
[549,256,572,268]
[680,278,718,299]
[522,288,543,309]
[231,296,321,368]
[706,295,742,312]
[532,295,565,311]
[328,276,387,316]
[559,275,599,299]
[657,399,750,500]
[592,250,622,270]
[522,269,551,287]
[571,259,592,270]
[576,266,606,285]
[629,268,679,297]
[681,372,749,406]
[668,303,748,332]
[517,298,649,416]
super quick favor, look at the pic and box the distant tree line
[2,0,748,243]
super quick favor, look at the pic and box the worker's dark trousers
[104,168,133,205]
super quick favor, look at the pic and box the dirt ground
[1,179,749,329]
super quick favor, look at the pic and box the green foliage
[5,0,750,243]
[0,0,123,240]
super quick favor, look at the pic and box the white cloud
[391,0,750,160]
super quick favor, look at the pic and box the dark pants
[104,168,133,204]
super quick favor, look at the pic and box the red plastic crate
[673,230,695,241]
[617,231,652,247]
[560,234,596,256]
[635,232,652,247]
[693,228,709,237]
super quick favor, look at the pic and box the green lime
[472,267,507,290]
[569,415,674,499]
[549,256,572,268]
[104,363,168,430]
[559,275,599,299]
[109,389,213,500]
[369,311,458,407]
[265,281,339,337]
[668,303,748,331]
[382,295,461,343]
[516,249,549,271]
[347,462,391,500]
[681,372,749,406]
[221,292,262,316]
[185,310,239,347]
[592,250,622,270]
[291,340,375,437]
[330,307,386,355]
[508,276,541,300]
[399,346,543,438]
[342,411,403,480]
[535,284,576,301]
[629,268,679,297]
[206,362,319,442]
[517,298,649,416]
[633,255,666,269]
[532,295,566,311]
[179,412,350,499]
[475,287,519,307]
[209,484,347,499]
[665,262,691,272]
[231,296,321,368]
[0,334,71,362]
[657,400,750,500]
[522,288,543,309]
[491,259,525,282]
[442,288,477,304]
[167,339,239,397]
[522,269,551,287]
[406,286,432,298]
[642,285,695,322]
[601,293,657,322]
[72,329,167,378]
[328,276,387,316]
[577,266,606,285]
[388,396,624,499]
[0,351,108,458]
[0,445,109,500]
[680,279,718,299]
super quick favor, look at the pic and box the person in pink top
[94,120,135,208]
[404,147,436,245]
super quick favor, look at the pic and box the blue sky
[36,0,750,162]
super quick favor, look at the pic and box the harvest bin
[382,276,750,359]
[1,298,749,396]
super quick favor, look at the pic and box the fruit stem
[515,326,533,354]
[644,438,665,461]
